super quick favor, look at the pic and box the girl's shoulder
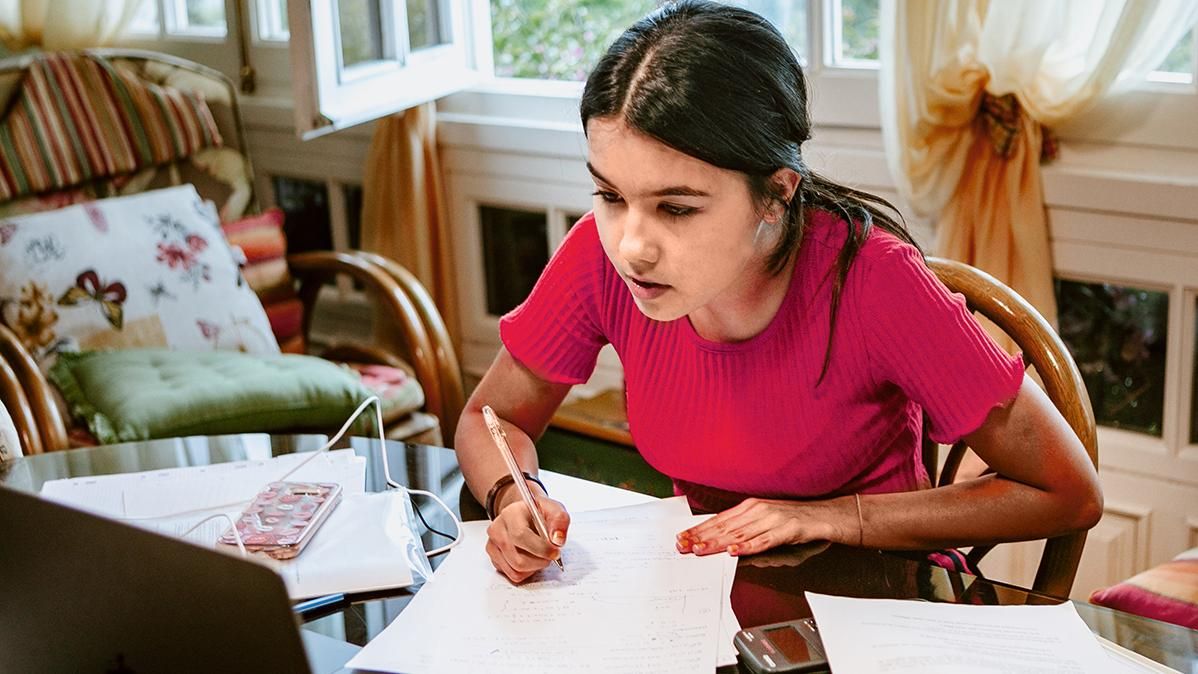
[802,208,921,272]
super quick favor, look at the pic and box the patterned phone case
[220,481,342,560]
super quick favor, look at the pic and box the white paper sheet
[1098,635,1183,673]
[348,504,735,674]
[806,593,1113,673]
[563,496,741,667]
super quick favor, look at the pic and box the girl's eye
[661,204,696,217]
[592,191,622,204]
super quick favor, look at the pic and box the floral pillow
[0,185,278,369]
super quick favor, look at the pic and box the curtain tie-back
[978,92,1059,163]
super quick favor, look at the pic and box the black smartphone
[734,617,829,673]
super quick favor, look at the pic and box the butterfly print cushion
[0,185,278,368]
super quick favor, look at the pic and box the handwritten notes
[347,499,737,674]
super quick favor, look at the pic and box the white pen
[482,405,565,571]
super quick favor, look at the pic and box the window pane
[490,0,653,81]
[834,0,878,64]
[480,206,549,316]
[184,0,227,31]
[1192,297,1198,444]
[131,0,160,35]
[344,184,364,251]
[407,0,448,51]
[339,0,385,68]
[1056,279,1169,436]
[1156,29,1194,77]
[257,0,290,41]
[272,177,333,254]
[491,1,810,81]
[735,0,808,63]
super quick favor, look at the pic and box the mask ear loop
[181,512,246,557]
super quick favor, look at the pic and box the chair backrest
[923,256,1098,599]
[0,48,253,221]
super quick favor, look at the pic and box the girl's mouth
[628,276,670,300]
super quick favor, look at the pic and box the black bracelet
[484,471,548,519]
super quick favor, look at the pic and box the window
[256,0,290,41]
[1150,29,1195,84]
[286,0,481,139]
[479,206,549,316]
[131,0,228,38]
[272,177,333,254]
[827,0,877,67]
[1056,279,1169,437]
[489,0,811,82]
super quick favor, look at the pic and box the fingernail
[676,540,690,553]
[727,544,739,556]
[551,530,565,546]
[692,541,705,552]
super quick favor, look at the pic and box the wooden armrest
[0,324,67,452]
[352,251,465,444]
[0,354,43,455]
[285,251,443,425]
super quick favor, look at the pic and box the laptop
[0,486,358,674]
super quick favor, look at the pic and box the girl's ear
[764,168,801,224]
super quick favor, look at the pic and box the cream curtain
[880,0,1198,327]
[361,103,460,348]
[0,0,144,51]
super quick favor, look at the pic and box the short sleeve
[855,242,1025,444]
[498,216,609,385]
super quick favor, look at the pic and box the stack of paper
[806,593,1183,673]
[38,450,421,598]
[348,496,740,674]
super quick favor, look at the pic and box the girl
[456,0,1102,584]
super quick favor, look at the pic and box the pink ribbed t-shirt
[500,211,1024,513]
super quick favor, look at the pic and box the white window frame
[286,0,483,140]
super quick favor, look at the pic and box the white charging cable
[118,395,462,557]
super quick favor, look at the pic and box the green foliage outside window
[490,0,654,80]
[839,0,878,61]
[1158,30,1194,74]
[490,0,879,82]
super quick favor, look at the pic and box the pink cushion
[1090,550,1198,629]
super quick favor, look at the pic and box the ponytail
[765,169,921,384]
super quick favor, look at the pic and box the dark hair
[580,0,919,381]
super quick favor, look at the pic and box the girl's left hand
[676,497,847,557]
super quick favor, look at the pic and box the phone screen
[763,625,817,662]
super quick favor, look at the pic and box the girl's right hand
[485,495,571,583]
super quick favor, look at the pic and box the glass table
[3,434,1195,672]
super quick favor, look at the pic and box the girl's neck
[687,254,796,343]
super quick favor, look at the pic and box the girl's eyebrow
[586,162,711,198]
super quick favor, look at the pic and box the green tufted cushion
[49,350,377,444]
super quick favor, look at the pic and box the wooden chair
[353,251,466,444]
[923,257,1099,599]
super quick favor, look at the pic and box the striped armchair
[0,49,463,451]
